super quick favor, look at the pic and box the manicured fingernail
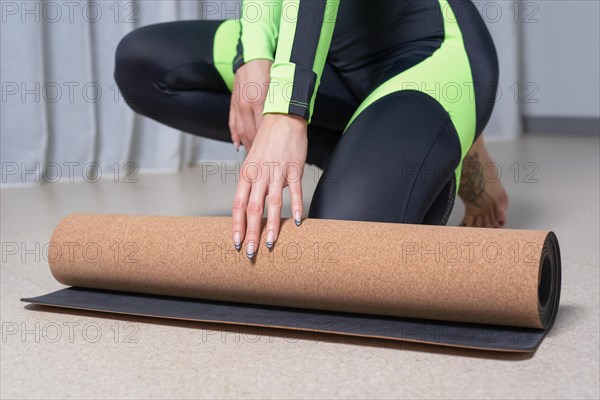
[266,230,275,249]
[234,232,241,250]
[233,142,240,152]
[294,211,302,226]
[246,241,255,259]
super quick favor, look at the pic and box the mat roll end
[538,231,561,330]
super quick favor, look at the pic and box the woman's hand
[229,60,273,150]
[232,113,308,258]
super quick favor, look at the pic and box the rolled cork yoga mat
[23,213,561,351]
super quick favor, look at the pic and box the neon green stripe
[263,0,340,122]
[343,0,476,192]
[213,19,241,92]
[240,0,282,63]
[262,0,299,115]
[275,0,299,61]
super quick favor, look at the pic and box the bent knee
[115,28,145,83]
[113,26,165,113]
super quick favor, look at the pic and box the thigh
[115,19,232,93]
[309,90,461,225]
[114,20,235,141]
[448,0,500,137]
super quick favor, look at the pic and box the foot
[458,135,509,228]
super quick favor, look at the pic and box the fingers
[230,60,270,150]
[229,95,254,150]
[265,184,283,249]
[245,181,267,259]
[482,213,493,228]
[490,206,501,228]
[240,165,303,257]
[462,213,474,227]
[229,97,241,151]
[240,105,257,149]
[287,166,304,226]
[232,175,251,251]
[495,204,507,227]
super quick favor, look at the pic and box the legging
[114,0,498,225]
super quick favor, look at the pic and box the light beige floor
[1,133,599,399]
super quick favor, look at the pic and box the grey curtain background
[1,0,523,186]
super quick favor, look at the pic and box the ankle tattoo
[459,153,485,207]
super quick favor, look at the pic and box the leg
[305,63,358,169]
[114,20,234,142]
[308,0,499,225]
[309,91,461,225]
[459,134,509,227]
[444,0,508,227]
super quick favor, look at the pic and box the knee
[113,27,158,113]
[114,28,143,86]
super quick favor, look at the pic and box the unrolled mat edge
[22,287,551,352]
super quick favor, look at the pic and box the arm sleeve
[233,0,282,72]
[262,0,340,123]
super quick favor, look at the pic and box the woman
[114,0,508,258]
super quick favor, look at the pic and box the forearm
[234,0,282,71]
[263,0,340,123]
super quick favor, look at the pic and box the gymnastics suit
[114,0,499,225]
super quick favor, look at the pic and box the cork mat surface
[22,213,562,352]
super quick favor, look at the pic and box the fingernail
[246,241,255,259]
[233,142,240,152]
[234,232,241,250]
[266,230,275,249]
[295,211,302,226]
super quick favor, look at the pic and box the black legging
[114,0,498,225]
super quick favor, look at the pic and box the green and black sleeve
[235,0,340,123]
[233,0,282,71]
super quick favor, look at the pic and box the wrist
[262,113,307,136]
[264,113,306,127]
